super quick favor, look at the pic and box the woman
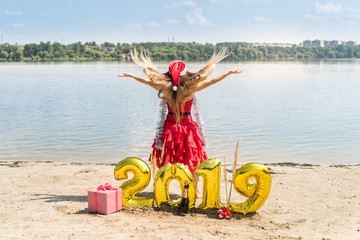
[118,48,242,196]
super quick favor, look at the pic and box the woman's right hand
[228,69,243,75]
[117,73,133,78]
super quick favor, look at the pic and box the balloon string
[228,139,239,204]
[223,155,228,206]
[228,180,233,205]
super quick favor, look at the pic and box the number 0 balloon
[154,163,196,208]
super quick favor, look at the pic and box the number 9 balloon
[228,163,271,214]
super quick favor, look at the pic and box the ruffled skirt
[149,114,207,172]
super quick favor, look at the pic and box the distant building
[344,41,357,46]
[330,40,341,46]
[252,42,294,47]
[102,47,116,52]
[312,40,324,47]
[303,40,312,47]
[16,45,25,50]
[302,39,359,47]
[121,53,130,60]
[255,40,358,48]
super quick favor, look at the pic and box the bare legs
[191,171,201,198]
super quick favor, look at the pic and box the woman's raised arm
[118,73,162,91]
[193,69,242,92]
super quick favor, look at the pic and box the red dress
[149,98,207,172]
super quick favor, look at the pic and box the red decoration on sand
[218,207,231,219]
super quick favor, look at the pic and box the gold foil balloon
[154,163,196,208]
[196,159,224,209]
[228,163,271,214]
[114,157,154,207]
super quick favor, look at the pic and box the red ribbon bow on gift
[93,183,120,213]
[97,183,117,191]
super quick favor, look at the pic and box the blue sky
[1,0,360,44]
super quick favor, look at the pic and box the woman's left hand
[117,73,133,78]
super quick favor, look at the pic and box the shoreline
[2,58,360,64]
[2,160,359,167]
[1,161,359,239]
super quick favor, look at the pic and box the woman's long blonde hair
[131,48,228,124]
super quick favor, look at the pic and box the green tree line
[1,41,360,62]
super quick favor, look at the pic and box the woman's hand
[228,69,243,75]
[116,73,162,91]
[117,73,133,78]
[194,68,243,92]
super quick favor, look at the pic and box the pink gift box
[88,185,122,215]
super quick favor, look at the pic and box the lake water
[1,60,359,165]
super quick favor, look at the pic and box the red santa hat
[168,61,186,91]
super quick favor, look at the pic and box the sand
[1,161,359,240]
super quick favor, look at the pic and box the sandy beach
[1,161,359,240]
